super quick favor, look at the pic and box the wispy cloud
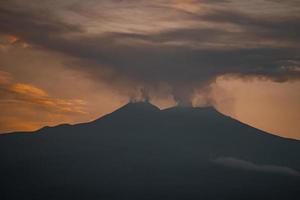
[213,157,300,177]
[0,70,87,133]
[0,77,86,115]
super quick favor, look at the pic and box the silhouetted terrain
[1,102,300,200]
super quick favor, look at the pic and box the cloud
[213,157,300,177]
[0,70,90,133]
[10,83,48,97]
[0,34,29,51]
[0,71,87,116]
[0,70,12,84]
[0,0,299,105]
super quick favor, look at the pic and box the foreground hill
[0,102,300,200]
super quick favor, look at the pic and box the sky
[0,0,299,139]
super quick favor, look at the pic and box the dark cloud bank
[1,0,300,105]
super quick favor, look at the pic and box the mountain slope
[0,102,300,200]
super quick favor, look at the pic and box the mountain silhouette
[0,101,300,200]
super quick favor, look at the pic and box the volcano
[1,102,300,200]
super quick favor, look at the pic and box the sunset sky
[0,0,299,139]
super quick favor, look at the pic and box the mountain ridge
[3,101,299,143]
[0,101,300,200]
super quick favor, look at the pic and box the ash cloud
[1,0,300,105]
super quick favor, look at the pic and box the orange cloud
[5,35,18,43]
[0,34,29,49]
[7,83,87,114]
[0,75,87,115]
[0,71,88,133]
[0,70,12,84]
[10,83,48,97]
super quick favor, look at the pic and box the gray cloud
[213,157,300,177]
[1,0,299,105]
[200,9,300,42]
